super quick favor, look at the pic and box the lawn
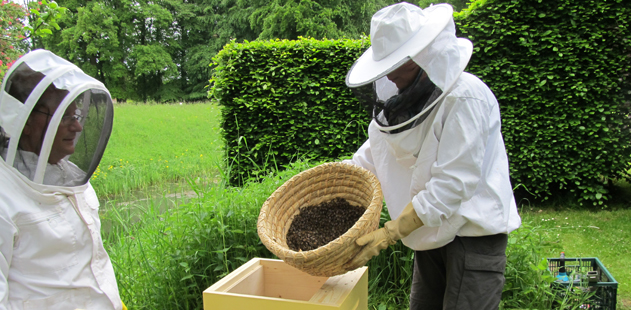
[92,102,223,198]
[99,102,630,309]
[520,206,631,309]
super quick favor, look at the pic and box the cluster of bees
[286,197,365,251]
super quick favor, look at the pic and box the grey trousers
[409,234,508,310]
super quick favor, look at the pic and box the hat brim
[346,4,454,88]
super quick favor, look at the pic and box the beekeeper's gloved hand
[345,201,423,271]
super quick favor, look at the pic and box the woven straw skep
[257,162,383,277]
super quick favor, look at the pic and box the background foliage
[0,0,467,102]
[37,0,420,102]
[210,37,371,185]
[0,0,25,76]
[455,0,631,205]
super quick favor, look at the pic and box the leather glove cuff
[384,220,405,242]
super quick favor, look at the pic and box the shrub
[209,37,371,186]
[455,0,631,205]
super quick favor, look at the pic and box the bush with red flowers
[0,0,27,79]
[0,0,66,80]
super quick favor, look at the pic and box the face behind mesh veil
[0,50,113,187]
[351,67,442,134]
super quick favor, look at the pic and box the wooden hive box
[203,258,368,310]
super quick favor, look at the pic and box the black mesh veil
[65,90,114,185]
[350,71,443,134]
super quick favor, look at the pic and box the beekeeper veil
[0,49,113,187]
[346,2,473,133]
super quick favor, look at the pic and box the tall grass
[101,163,602,310]
[101,160,318,309]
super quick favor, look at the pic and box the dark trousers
[409,234,508,310]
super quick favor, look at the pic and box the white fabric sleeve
[0,216,17,310]
[413,96,490,227]
[341,139,377,176]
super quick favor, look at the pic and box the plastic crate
[548,257,618,310]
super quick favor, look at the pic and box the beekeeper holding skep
[342,2,522,309]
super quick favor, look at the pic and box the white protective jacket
[345,18,521,251]
[0,50,121,309]
[0,159,122,310]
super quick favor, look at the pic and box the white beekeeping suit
[344,3,521,251]
[0,50,122,309]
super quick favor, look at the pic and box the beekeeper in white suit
[0,49,126,309]
[343,3,522,309]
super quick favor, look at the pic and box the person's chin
[60,145,75,158]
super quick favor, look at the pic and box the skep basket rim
[257,162,383,271]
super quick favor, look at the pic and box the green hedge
[209,38,370,185]
[455,0,631,205]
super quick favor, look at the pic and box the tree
[45,0,179,101]
[249,0,399,40]
[39,0,471,102]
[163,0,260,101]
[249,0,469,41]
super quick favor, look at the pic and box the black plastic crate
[548,257,618,310]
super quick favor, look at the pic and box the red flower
[38,1,42,4]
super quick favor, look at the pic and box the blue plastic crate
[547,257,618,310]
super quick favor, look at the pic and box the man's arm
[341,139,377,176]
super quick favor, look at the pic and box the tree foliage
[249,0,387,40]
[44,0,179,101]
[38,0,466,102]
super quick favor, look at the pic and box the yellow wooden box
[203,258,368,310]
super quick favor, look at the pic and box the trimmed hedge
[209,38,371,185]
[210,0,631,205]
[456,0,631,205]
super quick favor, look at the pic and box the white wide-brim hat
[346,2,469,89]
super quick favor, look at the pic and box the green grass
[92,102,223,198]
[98,103,631,310]
[100,159,318,309]
[520,206,631,309]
